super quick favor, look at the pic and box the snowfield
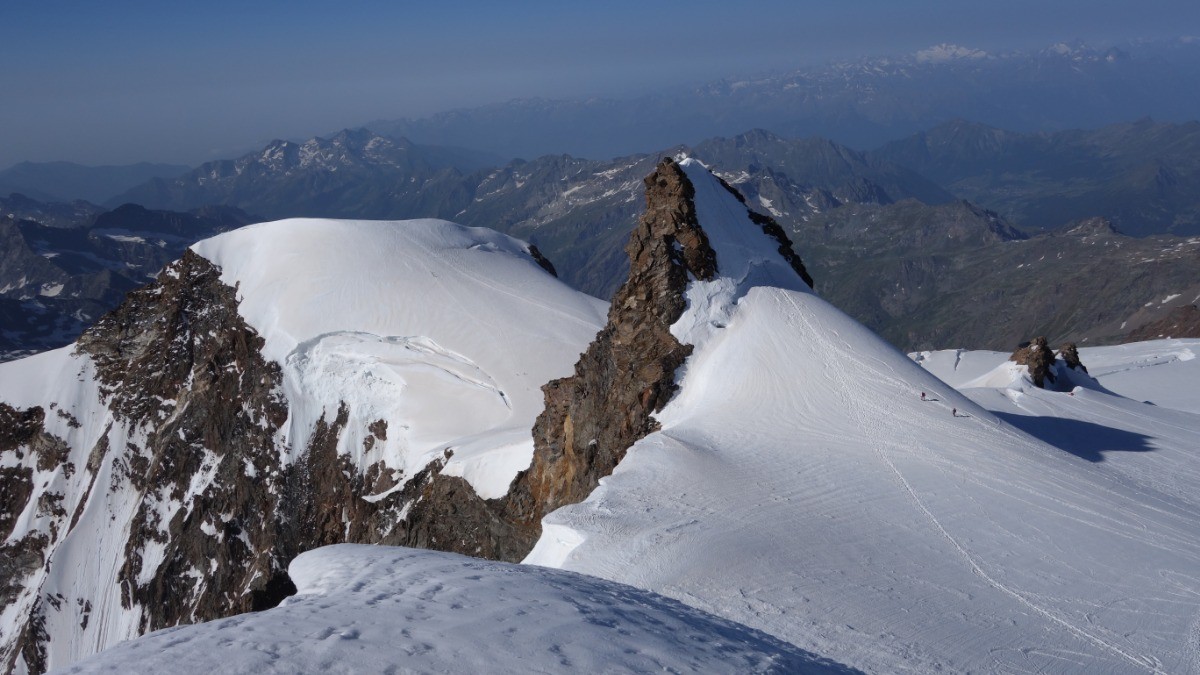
[57,545,848,674]
[193,217,607,495]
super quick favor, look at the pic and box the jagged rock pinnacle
[509,158,713,528]
[1057,342,1088,373]
[1010,336,1057,387]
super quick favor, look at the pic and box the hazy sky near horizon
[2,0,1197,167]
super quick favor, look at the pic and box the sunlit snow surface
[58,545,851,674]
[193,218,607,496]
[526,161,1200,673]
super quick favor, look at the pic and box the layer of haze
[2,0,1197,167]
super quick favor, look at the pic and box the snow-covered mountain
[4,157,1200,674]
[367,38,1200,160]
[0,218,605,673]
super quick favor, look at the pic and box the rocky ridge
[1009,336,1090,388]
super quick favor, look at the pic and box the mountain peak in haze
[914,44,990,63]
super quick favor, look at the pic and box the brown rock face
[505,158,717,532]
[75,249,294,637]
[1010,336,1057,387]
[1057,342,1088,373]
[0,404,73,675]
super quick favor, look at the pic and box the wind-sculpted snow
[60,545,853,675]
[527,160,1200,673]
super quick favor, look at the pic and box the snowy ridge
[668,157,812,352]
[193,218,606,495]
[526,162,1200,672]
[61,545,849,674]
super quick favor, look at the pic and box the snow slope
[193,218,607,496]
[526,160,1200,673]
[61,545,849,674]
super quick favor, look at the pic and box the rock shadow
[995,412,1155,463]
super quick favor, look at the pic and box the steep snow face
[61,544,848,675]
[528,162,1200,673]
[193,218,607,496]
[668,158,812,350]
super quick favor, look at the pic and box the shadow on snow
[994,412,1155,463]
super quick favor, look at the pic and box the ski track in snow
[785,293,1165,673]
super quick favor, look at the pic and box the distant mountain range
[364,39,1200,160]
[12,121,1199,356]
[0,198,255,360]
[109,130,476,219]
[0,161,190,204]
[873,118,1200,235]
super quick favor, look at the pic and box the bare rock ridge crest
[0,158,814,673]
[509,157,720,528]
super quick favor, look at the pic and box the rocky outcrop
[0,404,71,675]
[1010,336,1057,387]
[527,244,558,277]
[504,158,716,533]
[344,157,727,560]
[1010,337,1091,388]
[75,249,293,637]
[1057,342,1088,373]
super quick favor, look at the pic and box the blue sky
[2,0,1197,166]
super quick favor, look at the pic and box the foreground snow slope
[60,545,851,675]
[527,160,1200,673]
[194,218,607,495]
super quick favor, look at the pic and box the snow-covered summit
[670,157,813,347]
[193,217,606,493]
[914,43,990,64]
